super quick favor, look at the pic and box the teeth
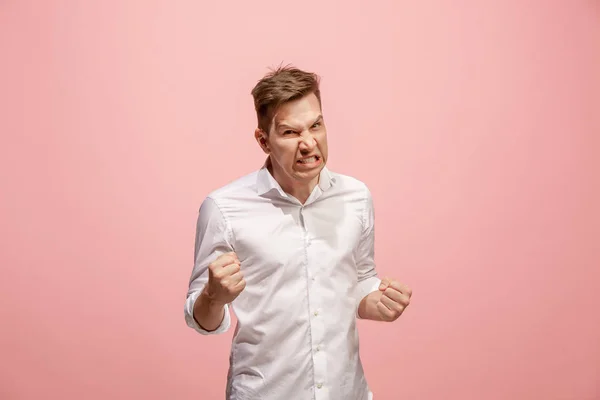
[299,156,317,164]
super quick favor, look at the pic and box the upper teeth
[299,156,317,163]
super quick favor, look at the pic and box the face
[255,93,328,192]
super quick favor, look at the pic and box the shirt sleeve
[184,196,234,335]
[354,186,382,318]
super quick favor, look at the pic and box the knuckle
[219,256,231,265]
[383,307,394,318]
[212,269,223,279]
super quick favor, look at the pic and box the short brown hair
[251,64,321,134]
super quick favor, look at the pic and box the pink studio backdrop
[1,1,599,399]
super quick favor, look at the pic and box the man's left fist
[376,277,412,322]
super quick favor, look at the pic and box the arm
[354,187,382,320]
[355,187,412,321]
[193,251,244,332]
[193,288,227,332]
[184,197,234,335]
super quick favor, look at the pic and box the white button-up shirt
[185,160,381,400]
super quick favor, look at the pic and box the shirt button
[313,311,319,316]
[317,383,323,389]
[316,346,320,352]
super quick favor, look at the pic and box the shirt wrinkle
[185,158,381,400]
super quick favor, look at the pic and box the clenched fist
[375,277,412,322]
[203,252,246,305]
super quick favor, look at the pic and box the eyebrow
[277,115,323,131]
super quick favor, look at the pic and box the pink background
[1,1,599,399]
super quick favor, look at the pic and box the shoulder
[205,170,259,202]
[196,171,260,227]
[194,170,259,215]
[328,170,372,198]
[327,170,375,227]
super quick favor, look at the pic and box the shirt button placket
[302,207,328,399]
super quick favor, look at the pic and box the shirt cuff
[356,276,382,319]
[184,290,231,335]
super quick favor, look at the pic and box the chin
[304,169,323,181]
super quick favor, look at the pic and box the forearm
[193,290,226,332]
[357,290,385,321]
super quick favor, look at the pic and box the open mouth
[297,155,320,164]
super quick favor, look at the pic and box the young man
[184,66,412,400]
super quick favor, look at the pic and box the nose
[298,132,317,151]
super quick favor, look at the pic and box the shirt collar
[256,157,336,197]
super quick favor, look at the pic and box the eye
[283,130,295,135]
[312,122,321,129]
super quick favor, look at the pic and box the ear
[254,128,270,154]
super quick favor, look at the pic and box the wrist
[193,289,227,332]
[359,290,384,321]
[200,287,227,309]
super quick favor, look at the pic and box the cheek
[273,142,293,155]
[317,136,328,153]
[317,132,328,145]
[273,144,298,166]
[284,144,299,159]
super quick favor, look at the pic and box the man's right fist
[204,252,246,305]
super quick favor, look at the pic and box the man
[184,65,412,400]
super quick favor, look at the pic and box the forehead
[272,93,322,129]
